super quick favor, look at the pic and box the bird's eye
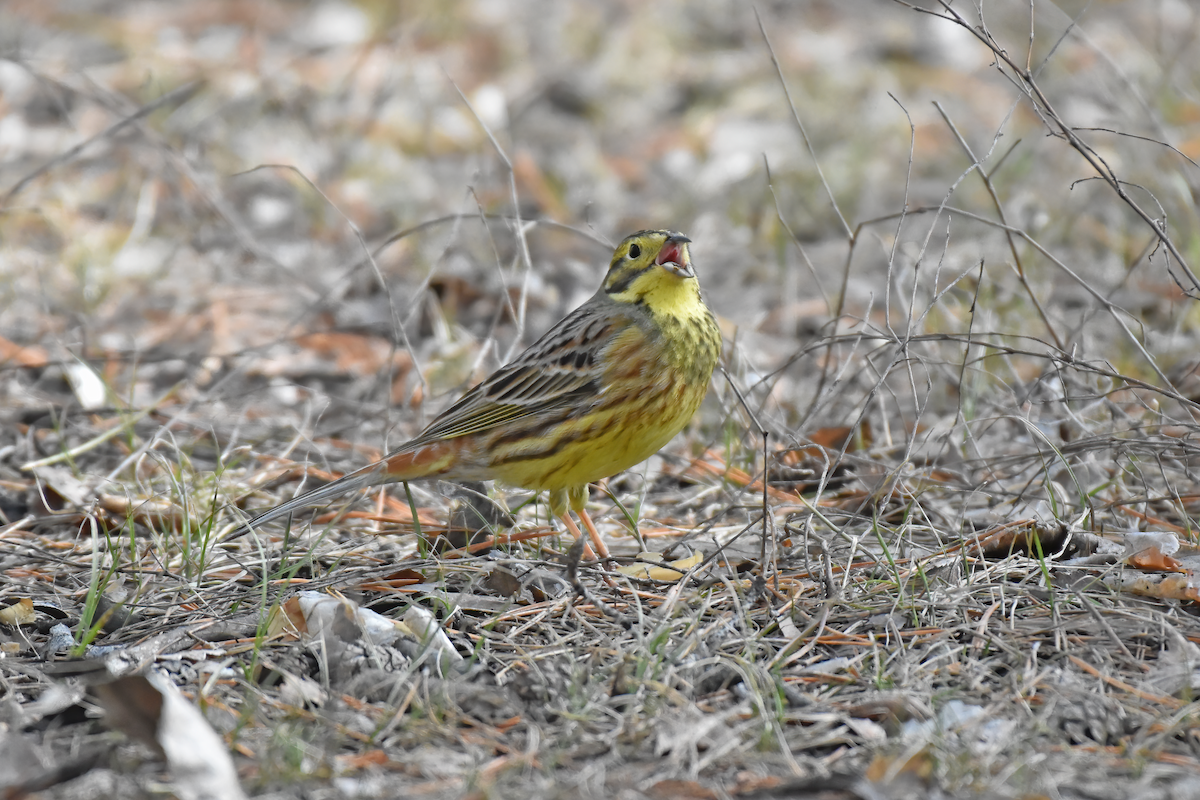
[627,243,641,259]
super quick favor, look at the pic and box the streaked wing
[409,304,618,444]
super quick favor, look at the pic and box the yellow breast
[486,305,720,494]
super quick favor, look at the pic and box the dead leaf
[292,331,412,377]
[270,591,413,648]
[1124,532,1184,572]
[1127,546,1185,573]
[616,551,704,581]
[28,465,92,508]
[335,749,391,772]
[865,749,934,782]
[266,595,308,640]
[482,565,523,596]
[1120,573,1200,603]
[0,598,36,626]
[0,335,48,368]
[92,675,166,758]
[969,519,1073,559]
[92,672,247,800]
[64,361,107,410]
[645,779,717,799]
[100,493,189,531]
[404,605,465,672]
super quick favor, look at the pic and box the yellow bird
[240,230,721,558]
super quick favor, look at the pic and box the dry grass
[4,1,1200,798]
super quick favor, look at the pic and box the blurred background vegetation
[6,0,1196,447]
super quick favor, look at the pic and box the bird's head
[602,230,700,314]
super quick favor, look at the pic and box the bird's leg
[566,484,610,561]
[576,507,610,560]
[558,512,598,561]
[550,486,608,562]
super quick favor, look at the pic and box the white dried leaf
[404,605,465,672]
[64,361,107,410]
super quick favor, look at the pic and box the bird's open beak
[656,234,694,278]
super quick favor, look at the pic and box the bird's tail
[238,462,385,533]
[228,440,458,540]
